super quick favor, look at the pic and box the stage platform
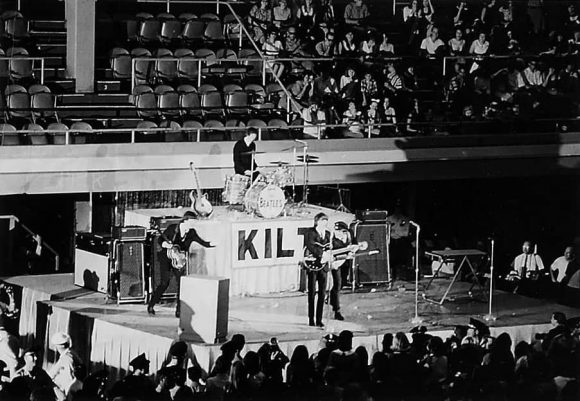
[2,273,579,383]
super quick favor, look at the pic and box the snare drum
[222,174,250,204]
[244,183,286,218]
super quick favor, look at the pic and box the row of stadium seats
[2,84,58,124]
[110,46,262,85]
[131,82,285,121]
[0,121,88,145]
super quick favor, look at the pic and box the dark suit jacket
[305,227,331,259]
[159,224,212,252]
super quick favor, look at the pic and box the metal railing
[0,215,60,271]
[0,117,576,145]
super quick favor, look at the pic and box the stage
[2,273,579,384]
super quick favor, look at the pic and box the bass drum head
[245,183,286,218]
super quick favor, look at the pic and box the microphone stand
[295,139,309,206]
[484,238,497,322]
[410,221,423,325]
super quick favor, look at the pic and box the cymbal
[241,150,266,155]
[270,160,290,165]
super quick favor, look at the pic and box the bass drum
[244,183,286,218]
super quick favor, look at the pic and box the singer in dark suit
[305,212,331,327]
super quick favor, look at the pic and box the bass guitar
[189,162,213,218]
[301,241,375,272]
[167,244,187,272]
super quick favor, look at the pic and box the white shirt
[550,256,569,283]
[420,37,444,55]
[512,253,544,278]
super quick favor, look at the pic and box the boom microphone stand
[484,237,497,322]
[410,221,423,325]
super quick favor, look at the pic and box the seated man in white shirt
[551,246,579,284]
[420,27,444,56]
[301,100,327,139]
[510,240,545,280]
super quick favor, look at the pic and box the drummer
[233,128,260,182]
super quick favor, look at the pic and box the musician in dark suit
[330,222,352,321]
[148,211,213,317]
[305,212,331,327]
[233,128,259,180]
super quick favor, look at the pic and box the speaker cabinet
[148,233,179,301]
[179,275,229,344]
[113,241,146,303]
[351,222,390,284]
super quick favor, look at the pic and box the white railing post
[258,127,262,140]
[166,0,170,13]
[262,61,266,86]
[197,59,202,87]
[131,130,136,143]
[131,58,136,93]
[40,58,45,84]
[443,57,447,77]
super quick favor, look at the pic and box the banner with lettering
[232,219,311,268]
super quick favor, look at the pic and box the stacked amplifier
[351,210,391,286]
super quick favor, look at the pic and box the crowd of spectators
[239,0,580,137]
[1,303,579,401]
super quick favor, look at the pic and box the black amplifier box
[112,226,147,241]
[355,210,388,222]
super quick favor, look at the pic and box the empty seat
[200,91,224,117]
[156,13,176,22]
[6,91,31,121]
[160,19,182,45]
[178,13,198,22]
[198,83,218,94]
[154,50,177,84]
[182,20,205,44]
[267,118,290,140]
[183,120,203,141]
[70,121,92,144]
[9,57,34,83]
[176,57,199,84]
[174,48,194,58]
[216,48,246,74]
[24,123,47,145]
[202,119,225,141]
[134,92,158,119]
[195,48,219,74]
[159,120,185,142]
[110,47,130,57]
[28,84,50,95]
[226,119,246,141]
[200,13,219,21]
[223,84,243,93]
[111,53,132,80]
[132,48,154,85]
[180,92,202,118]
[245,83,274,110]
[131,84,153,105]
[47,122,69,145]
[137,19,161,45]
[0,122,19,145]
[4,84,26,96]
[135,120,159,142]
[203,20,225,43]
[176,84,197,94]
[5,46,28,56]
[158,90,181,119]
[247,118,268,138]
[225,91,249,117]
[31,92,58,124]
[3,17,29,42]
[154,84,174,95]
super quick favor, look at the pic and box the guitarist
[305,212,332,327]
[147,211,213,317]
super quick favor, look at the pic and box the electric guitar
[301,241,377,272]
[189,162,213,218]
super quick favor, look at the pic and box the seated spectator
[263,30,285,78]
[360,71,378,106]
[273,0,293,28]
[288,71,314,109]
[379,33,395,55]
[516,60,546,89]
[510,240,545,280]
[406,98,424,134]
[420,27,445,56]
[339,66,358,100]
[344,0,369,27]
[420,0,435,24]
[315,32,336,57]
[364,98,382,136]
[248,0,273,44]
[541,312,570,351]
[360,33,377,62]
[342,101,364,137]
[337,30,358,57]
[550,246,579,284]
[420,336,448,388]
[383,63,404,97]
[469,32,490,55]
[380,96,398,136]
[324,330,363,388]
[156,366,193,401]
[297,0,317,32]
[284,26,307,57]
[449,29,466,55]
[302,99,327,138]
[48,332,84,401]
[318,0,337,27]
[403,0,421,23]
[314,70,339,100]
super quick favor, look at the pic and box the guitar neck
[190,163,203,196]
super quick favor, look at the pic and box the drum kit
[222,144,316,219]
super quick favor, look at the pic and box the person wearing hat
[14,346,52,387]
[304,212,332,327]
[110,352,156,400]
[49,332,84,401]
[329,221,354,321]
[148,211,214,317]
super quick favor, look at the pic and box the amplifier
[150,216,183,231]
[355,210,388,222]
[113,226,147,241]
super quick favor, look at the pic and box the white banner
[232,219,311,268]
